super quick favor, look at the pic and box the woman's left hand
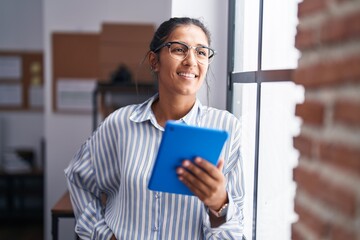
[176,157,228,211]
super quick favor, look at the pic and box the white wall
[0,0,43,50]
[0,0,44,168]
[171,0,229,110]
[43,1,171,239]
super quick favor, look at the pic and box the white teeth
[178,72,196,78]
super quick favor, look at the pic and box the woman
[65,17,244,240]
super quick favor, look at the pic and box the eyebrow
[171,40,209,48]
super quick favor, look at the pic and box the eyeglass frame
[153,41,216,65]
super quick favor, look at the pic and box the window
[227,0,303,239]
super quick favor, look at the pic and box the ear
[148,51,159,72]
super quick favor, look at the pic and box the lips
[177,72,198,78]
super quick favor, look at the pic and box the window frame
[226,0,294,239]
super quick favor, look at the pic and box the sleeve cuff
[224,194,235,222]
[91,219,114,240]
[203,194,235,228]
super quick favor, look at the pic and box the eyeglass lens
[168,42,214,64]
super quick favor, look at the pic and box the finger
[217,158,224,172]
[182,159,215,185]
[193,157,223,180]
[176,166,209,197]
[178,169,226,208]
[181,160,224,196]
[179,173,206,197]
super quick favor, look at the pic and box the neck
[152,94,196,127]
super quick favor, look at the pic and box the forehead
[166,24,209,46]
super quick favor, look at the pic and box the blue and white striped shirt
[65,94,244,240]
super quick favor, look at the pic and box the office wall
[0,0,43,50]
[43,0,171,239]
[0,0,44,168]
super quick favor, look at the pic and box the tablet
[148,121,229,196]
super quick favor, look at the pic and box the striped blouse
[65,94,244,240]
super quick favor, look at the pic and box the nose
[183,48,198,66]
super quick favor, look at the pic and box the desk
[51,191,76,240]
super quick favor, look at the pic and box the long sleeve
[202,116,245,239]
[64,143,113,240]
[65,110,121,239]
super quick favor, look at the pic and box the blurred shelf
[0,169,44,220]
[93,82,157,130]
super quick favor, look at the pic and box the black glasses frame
[153,41,216,64]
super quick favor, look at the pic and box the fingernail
[183,161,190,167]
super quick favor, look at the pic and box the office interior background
[0,0,359,239]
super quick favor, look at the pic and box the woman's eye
[173,47,186,53]
[197,49,208,57]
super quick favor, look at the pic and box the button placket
[153,192,161,234]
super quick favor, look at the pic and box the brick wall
[292,0,360,239]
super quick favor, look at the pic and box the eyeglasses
[153,41,216,65]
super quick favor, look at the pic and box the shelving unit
[92,82,157,130]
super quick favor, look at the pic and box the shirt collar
[129,93,204,128]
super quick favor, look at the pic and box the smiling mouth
[177,72,198,78]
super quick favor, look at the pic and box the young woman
[65,17,244,240]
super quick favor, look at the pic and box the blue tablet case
[148,121,229,196]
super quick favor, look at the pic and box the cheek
[199,67,208,80]
[157,68,176,85]
[158,57,176,70]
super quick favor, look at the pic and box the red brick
[294,165,357,217]
[291,223,303,240]
[294,0,360,239]
[291,222,310,240]
[319,141,360,177]
[294,135,313,158]
[321,10,360,44]
[295,26,319,51]
[294,201,328,237]
[334,99,360,127]
[295,201,357,239]
[332,225,357,240]
[298,0,328,18]
[294,55,360,88]
[295,100,325,126]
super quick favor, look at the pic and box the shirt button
[153,226,158,231]
[155,193,160,199]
